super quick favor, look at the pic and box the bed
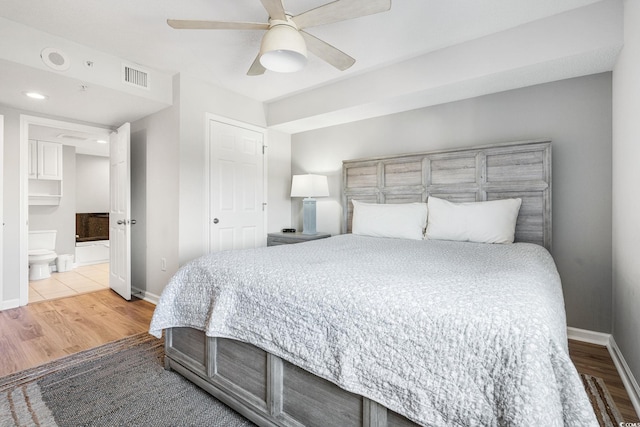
[149,140,597,427]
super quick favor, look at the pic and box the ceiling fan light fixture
[259,24,307,73]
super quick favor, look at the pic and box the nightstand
[267,232,331,246]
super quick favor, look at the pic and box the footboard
[164,327,419,427]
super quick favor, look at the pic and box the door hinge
[262,145,267,155]
[262,202,267,211]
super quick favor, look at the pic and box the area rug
[581,373,625,427]
[0,332,628,427]
[0,332,254,427]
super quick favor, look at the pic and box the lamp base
[302,198,317,235]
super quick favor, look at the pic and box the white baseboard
[131,287,159,305]
[609,337,640,417]
[567,326,640,416]
[1,298,20,310]
[567,326,611,346]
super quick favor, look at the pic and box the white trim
[18,115,112,307]
[1,299,20,310]
[203,113,268,253]
[0,115,3,309]
[567,326,611,346]
[568,326,640,416]
[131,286,159,305]
[203,114,212,255]
[609,336,640,417]
[19,116,29,306]
[204,113,266,135]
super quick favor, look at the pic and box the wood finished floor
[0,289,155,377]
[0,289,637,422]
[569,339,639,422]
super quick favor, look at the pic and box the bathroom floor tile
[28,288,45,303]
[75,265,103,274]
[55,271,82,280]
[30,279,69,293]
[78,269,106,279]
[30,263,110,303]
[83,272,109,284]
[93,263,110,272]
[36,287,77,300]
[64,277,106,290]
[68,282,107,293]
[55,274,90,286]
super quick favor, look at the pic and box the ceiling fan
[167,0,392,75]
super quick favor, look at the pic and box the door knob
[117,220,125,225]
[131,219,137,225]
[213,218,219,224]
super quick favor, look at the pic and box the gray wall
[266,129,292,233]
[75,154,109,213]
[131,73,292,302]
[177,74,267,265]
[130,127,147,296]
[131,103,179,302]
[2,106,24,302]
[612,0,640,395]
[292,73,612,333]
[28,145,76,260]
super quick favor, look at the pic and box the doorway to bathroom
[26,117,113,303]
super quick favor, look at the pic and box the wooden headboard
[342,139,552,250]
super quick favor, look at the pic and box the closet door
[208,119,266,252]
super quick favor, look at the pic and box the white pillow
[352,200,427,240]
[425,197,522,244]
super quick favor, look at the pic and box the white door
[0,115,3,307]
[109,123,131,300]
[209,120,265,252]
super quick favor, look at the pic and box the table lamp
[290,174,329,235]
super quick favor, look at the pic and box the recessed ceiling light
[96,139,108,144]
[23,91,48,100]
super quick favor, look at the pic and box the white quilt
[149,234,597,426]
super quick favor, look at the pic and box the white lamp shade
[291,174,329,198]
[259,24,307,73]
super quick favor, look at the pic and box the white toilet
[28,230,58,281]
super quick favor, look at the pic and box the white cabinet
[29,140,63,205]
[29,140,62,180]
[28,139,38,179]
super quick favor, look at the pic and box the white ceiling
[29,124,110,157]
[0,0,622,133]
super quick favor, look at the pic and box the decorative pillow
[352,200,427,240]
[425,197,522,244]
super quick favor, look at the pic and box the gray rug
[1,333,628,427]
[0,333,254,427]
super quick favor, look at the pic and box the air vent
[122,64,150,90]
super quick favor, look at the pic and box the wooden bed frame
[164,139,552,427]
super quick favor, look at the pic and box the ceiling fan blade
[259,0,287,21]
[167,19,269,30]
[300,31,355,71]
[293,0,391,29]
[247,54,266,76]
